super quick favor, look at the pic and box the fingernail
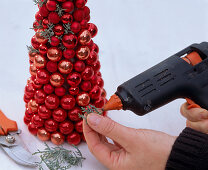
[88,114,101,126]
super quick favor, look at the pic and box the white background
[0,0,208,169]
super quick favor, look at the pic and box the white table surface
[0,0,208,169]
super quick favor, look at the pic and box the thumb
[87,113,135,150]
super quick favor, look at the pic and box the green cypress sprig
[63,23,74,35]
[79,105,103,123]
[40,24,55,43]
[33,143,85,170]
[56,4,66,17]
[27,45,39,53]
[33,0,47,7]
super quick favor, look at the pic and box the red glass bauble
[58,60,73,74]
[53,24,64,36]
[80,19,88,29]
[33,79,43,89]
[42,19,49,29]
[83,6,90,18]
[92,43,99,53]
[37,128,51,141]
[63,49,75,59]
[35,29,48,44]
[25,83,35,98]
[90,75,98,85]
[25,107,34,119]
[57,0,66,2]
[47,47,62,62]
[34,54,46,69]
[68,107,82,122]
[73,9,84,22]
[38,105,52,119]
[24,116,31,125]
[85,15,90,22]
[50,73,64,87]
[76,46,90,60]
[34,89,46,104]
[30,64,38,77]
[87,23,98,38]
[33,20,40,32]
[92,60,101,73]
[78,30,91,45]
[86,51,98,65]
[93,97,105,108]
[46,61,58,73]
[81,66,94,80]
[35,11,43,21]
[48,12,60,24]
[45,94,60,109]
[86,39,93,49]
[51,132,65,145]
[39,4,49,17]
[59,120,74,135]
[61,13,73,24]
[43,84,54,94]
[74,60,85,72]
[68,87,79,96]
[81,81,92,92]
[67,72,82,87]
[62,34,78,49]
[101,88,107,98]
[75,0,86,8]
[75,120,83,133]
[67,132,81,146]
[28,99,38,113]
[71,22,81,34]
[36,69,50,84]
[89,85,101,100]
[62,1,74,13]
[24,94,32,103]
[55,87,66,96]
[52,108,67,122]
[29,51,37,63]
[60,95,76,110]
[97,72,102,77]
[76,92,90,106]
[31,36,40,49]
[97,77,104,88]
[50,36,60,46]
[28,122,38,135]
[39,44,48,55]
[46,0,57,11]
[32,115,44,128]
[45,119,58,132]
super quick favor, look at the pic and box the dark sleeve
[166,128,208,170]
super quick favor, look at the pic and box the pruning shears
[0,110,38,167]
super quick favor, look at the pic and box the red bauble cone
[25,0,107,145]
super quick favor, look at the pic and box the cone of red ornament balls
[24,0,107,146]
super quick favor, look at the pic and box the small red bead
[87,23,98,38]
[34,89,46,104]
[45,94,60,109]
[59,120,74,135]
[68,87,79,96]
[52,108,67,122]
[61,95,76,110]
[68,107,82,122]
[67,72,82,87]
[82,66,94,80]
[28,122,38,135]
[71,22,81,34]
[36,69,50,84]
[74,60,85,72]
[61,13,73,24]
[67,132,81,146]
[75,120,83,133]
[55,87,66,96]
[62,1,74,13]
[38,105,52,119]
[62,34,78,49]
[89,85,101,100]
[45,119,59,132]
[53,24,64,36]
[50,36,60,46]
[46,61,58,73]
[43,84,54,94]
[32,115,44,128]
[63,49,75,59]
[81,81,92,92]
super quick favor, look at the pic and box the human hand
[83,113,176,170]
[181,102,208,133]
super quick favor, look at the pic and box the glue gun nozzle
[103,94,123,111]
